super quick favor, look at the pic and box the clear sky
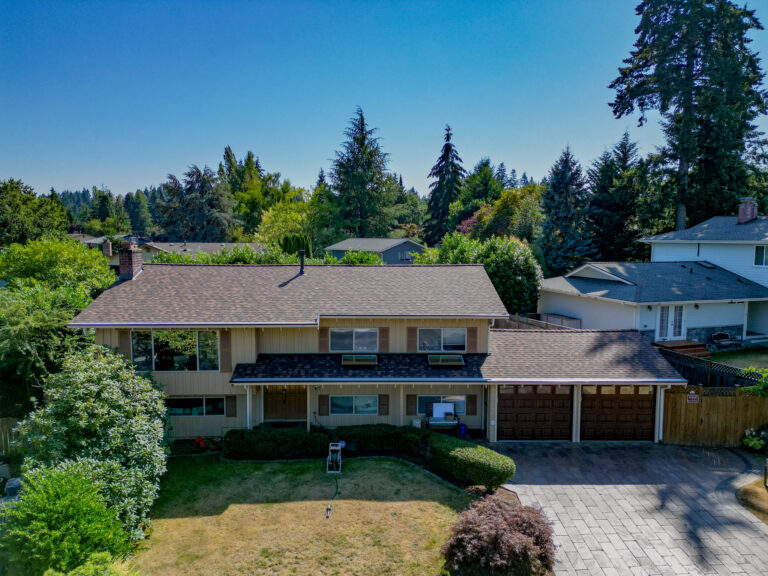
[3,0,768,197]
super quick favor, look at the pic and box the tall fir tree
[610,0,768,229]
[538,148,596,275]
[329,107,396,237]
[425,125,466,245]
[124,191,154,237]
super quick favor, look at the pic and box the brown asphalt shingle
[69,263,509,327]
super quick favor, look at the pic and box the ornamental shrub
[442,494,554,576]
[16,346,167,539]
[330,424,429,457]
[0,467,130,576]
[43,552,137,576]
[428,434,516,490]
[223,428,328,460]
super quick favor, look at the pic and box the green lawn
[710,348,768,369]
[122,456,473,576]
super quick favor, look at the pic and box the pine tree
[539,148,597,276]
[610,0,768,229]
[124,192,154,237]
[425,125,466,245]
[329,107,395,237]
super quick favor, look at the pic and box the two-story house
[538,198,768,344]
[68,244,683,443]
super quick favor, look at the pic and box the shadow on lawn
[152,455,472,520]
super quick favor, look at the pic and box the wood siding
[663,385,768,447]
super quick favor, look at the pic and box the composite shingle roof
[643,216,768,243]
[541,261,768,303]
[325,238,424,252]
[69,263,508,327]
[231,330,684,383]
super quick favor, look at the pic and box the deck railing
[656,347,760,388]
[496,315,574,331]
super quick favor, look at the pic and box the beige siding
[168,394,247,438]
[257,327,318,353]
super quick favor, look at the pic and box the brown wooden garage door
[498,385,572,440]
[581,385,655,441]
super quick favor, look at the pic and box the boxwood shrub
[428,434,516,490]
[223,428,328,460]
[329,424,429,457]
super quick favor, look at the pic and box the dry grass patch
[122,456,472,576]
[737,477,768,525]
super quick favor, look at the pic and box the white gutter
[540,287,768,307]
[67,321,319,329]
[231,377,686,384]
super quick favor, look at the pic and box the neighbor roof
[541,261,768,303]
[325,238,424,253]
[643,216,768,243]
[143,242,264,255]
[231,330,684,383]
[68,263,508,327]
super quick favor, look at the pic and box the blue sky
[3,0,768,197]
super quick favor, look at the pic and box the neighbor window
[131,330,219,372]
[418,328,467,352]
[756,246,768,266]
[398,251,412,262]
[417,394,466,415]
[329,328,378,352]
[329,395,378,415]
[166,397,224,416]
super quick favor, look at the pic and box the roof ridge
[141,263,485,268]
[490,328,639,334]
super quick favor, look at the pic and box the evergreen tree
[157,166,234,241]
[0,179,67,245]
[610,0,768,229]
[124,192,154,237]
[425,125,466,245]
[539,148,596,275]
[90,187,116,222]
[330,107,396,237]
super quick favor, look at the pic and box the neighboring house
[325,238,425,264]
[68,245,683,443]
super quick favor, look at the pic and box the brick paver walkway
[498,443,768,576]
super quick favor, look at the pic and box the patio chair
[710,332,741,350]
[425,402,460,434]
[326,442,342,474]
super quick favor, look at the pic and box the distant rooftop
[325,237,424,252]
[143,242,264,255]
[643,216,768,243]
[541,261,768,303]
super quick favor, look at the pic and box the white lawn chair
[327,442,342,474]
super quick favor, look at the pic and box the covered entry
[581,385,655,441]
[497,385,572,440]
[263,385,307,421]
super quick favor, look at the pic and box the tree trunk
[675,156,689,231]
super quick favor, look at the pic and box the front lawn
[710,348,768,369]
[737,478,768,525]
[122,456,473,576]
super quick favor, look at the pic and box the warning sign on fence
[687,393,700,404]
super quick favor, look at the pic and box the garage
[498,385,572,440]
[580,385,656,441]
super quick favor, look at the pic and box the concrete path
[497,443,768,576]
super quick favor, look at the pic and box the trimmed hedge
[223,425,516,491]
[428,434,516,490]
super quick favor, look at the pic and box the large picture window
[329,395,379,415]
[166,397,225,416]
[329,328,378,352]
[418,328,467,352]
[417,394,466,415]
[131,330,219,372]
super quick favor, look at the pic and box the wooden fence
[656,347,760,388]
[0,418,19,457]
[663,385,768,447]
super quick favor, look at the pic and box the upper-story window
[418,328,467,352]
[329,328,378,352]
[755,246,768,266]
[131,330,219,372]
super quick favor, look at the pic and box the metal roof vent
[428,355,465,368]
[341,354,378,367]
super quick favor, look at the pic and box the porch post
[399,384,404,426]
[655,385,667,443]
[744,301,749,341]
[306,386,311,431]
[246,385,252,429]
[572,384,582,442]
[488,384,498,442]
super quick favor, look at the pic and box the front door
[264,386,307,421]
[658,305,685,340]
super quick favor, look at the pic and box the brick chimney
[101,239,112,258]
[738,197,758,224]
[119,242,142,280]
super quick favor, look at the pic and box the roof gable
[325,238,424,252]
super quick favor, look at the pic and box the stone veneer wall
[686,325,743,344]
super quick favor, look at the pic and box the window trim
[328,394,379,415]
[755,245,768,267]
[329,328,379,353]
[165,396,225,417]
[131,329,221,373]
[417,328,467,353]
[416,394,467,416]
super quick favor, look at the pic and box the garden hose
[325,476,340,519]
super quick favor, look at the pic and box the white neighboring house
[538,261,768,343]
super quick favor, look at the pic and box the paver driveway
[498,443,768,576]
